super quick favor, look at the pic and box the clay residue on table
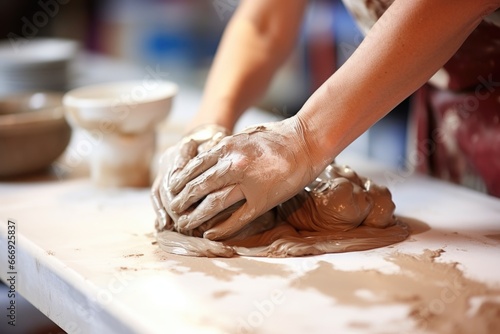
[155,246,499,332]
[212,290,233,299]
[484,233,500,242]
[155,250,292,281]
[291,249,500,333]
[123,253,144,258]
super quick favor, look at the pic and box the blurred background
[0,0,408,332]
[0,0,409,163]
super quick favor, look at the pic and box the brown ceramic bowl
[0,92,71,177]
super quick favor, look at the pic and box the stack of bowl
[0,38,79,96]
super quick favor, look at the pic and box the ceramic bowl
[63,80,178,187]
[63,80,178,134]
[0,92,71,177]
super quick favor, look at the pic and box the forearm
[298,0,500,167]
[189,0,307,132]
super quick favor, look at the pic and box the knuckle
[205,193,224,212]
[185,179,204,194]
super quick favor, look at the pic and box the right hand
[168,117,330,241]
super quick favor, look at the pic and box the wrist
[292,114,334,176]
[183,124,231,144]
[191,96,241,132]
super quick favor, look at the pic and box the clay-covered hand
[168,117,327,241]
[151,124,230,232]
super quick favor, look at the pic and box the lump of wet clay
[156,163,409,257]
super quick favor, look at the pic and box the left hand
[168,117,327,241]
[151,124,229,232]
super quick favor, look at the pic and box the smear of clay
[155,244,498,332]
[212,290,232,299]
[290,249,500,333]
[484,234,500,242]
[154,249,293,281]
[156,163,411,257]
[124,253,144,258]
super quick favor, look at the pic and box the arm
[151,0,306,229]
[169,0,500,240]
[188,0,308,132]
[298,0,500,168]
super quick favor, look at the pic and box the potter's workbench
[1,58,500,333]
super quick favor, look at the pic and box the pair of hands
[151,117,326,241]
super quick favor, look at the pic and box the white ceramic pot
[63,80,177,187]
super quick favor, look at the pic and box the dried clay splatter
[291,249,500,334]
[154,249,292,281]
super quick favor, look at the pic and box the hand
[151,124,230,232]
[169,117,328,241]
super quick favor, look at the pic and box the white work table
[1,145,500,333]
[1,64,500,333]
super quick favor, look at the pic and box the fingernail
[155,218,165,231]
[204,229,224,241]
[155,209,167,230]
[170,198,179,211]
[158,217,166,230]
[177,215,189,228]
[171,184,182,195]
[204,230,215,240]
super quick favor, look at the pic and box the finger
[170,158,234,213]
[151,171,168,230]
[198,131,226,153]
[192,200,245,234]
[169,148,221,193]
[203,202,258,241]
[158,175,177,230]
[156,230,235,258]
[169,139,198,181]
[176,184,245,232]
